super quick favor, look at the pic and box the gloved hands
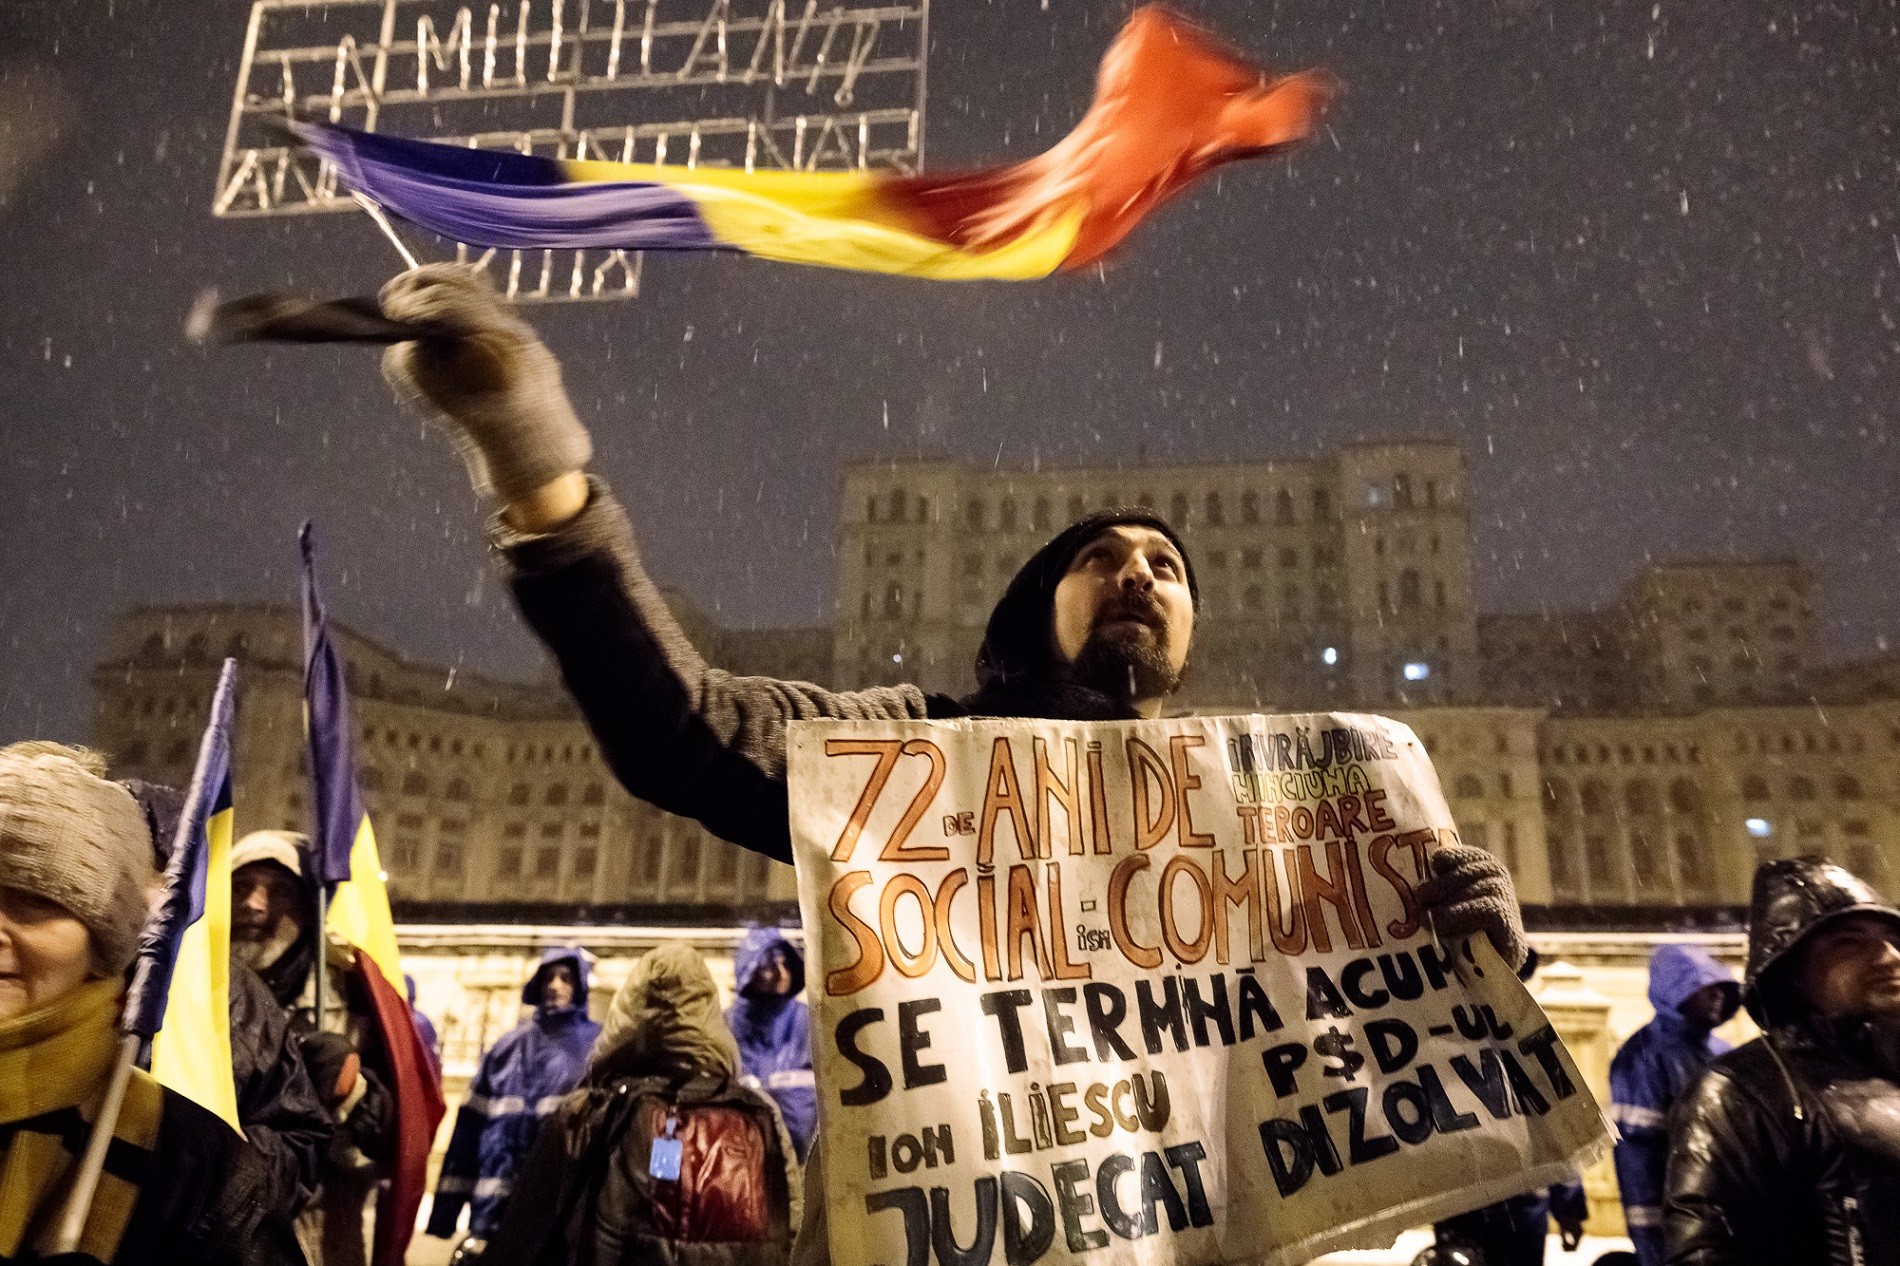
[380,264,593,503]
[1418,842,1529,971]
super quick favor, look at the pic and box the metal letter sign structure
[214,0,929,302]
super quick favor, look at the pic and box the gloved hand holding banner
[788,712,1611,1266]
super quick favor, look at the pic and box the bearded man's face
[1049,526,1195,704]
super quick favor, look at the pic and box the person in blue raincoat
[1608,942,1740,1266]
[726,927,817,1161]
[428,946,602,1253]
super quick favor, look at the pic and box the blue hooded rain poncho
[1609,943,1740,1266]
[726,927,817,1161]
[428,946,602,1239]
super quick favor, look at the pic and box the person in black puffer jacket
[1664,856,1900,1265]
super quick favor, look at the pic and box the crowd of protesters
[2,264,1896,1265]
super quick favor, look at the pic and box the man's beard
[232,914,303,973]
[1070,597,1183,704]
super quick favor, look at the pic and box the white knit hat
[0,743,154,974]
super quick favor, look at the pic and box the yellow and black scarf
[0,979,163,1263]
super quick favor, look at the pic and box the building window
[1393,474,1413,508]
[1276,490,1296,525]
[1170,492,1190,527]
[1240,492,1260,524]
[1032,498,1051,530]
[497,847,523,879]
[999,498,1018,531]
[1741,775,1770,801]
[574,846,599,881]
[541,823,564,840]
[888,488,906,521]
[535,847,560,878]
[640,836,664,884]
[1789,776,1817,801]
[544,784,569,807]
[673,836,702,886]
[1205,493,1224,526]
[1834,775,1864,800]
[1454,774,1484,800]
[1312,488,1332,519]
[443,778,471,802]
[508,783,530,806]
[715,845,740,885]
[965,499,986,531]
[1278,547,1299,569]
[434,842,463,876]
[582,782,606,806]
[1398,570,1422,608]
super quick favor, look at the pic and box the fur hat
[0,743,154,974]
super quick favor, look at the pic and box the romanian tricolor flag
[299,523,402,996]
[295,6,1333,281]
[140,659,242,1130]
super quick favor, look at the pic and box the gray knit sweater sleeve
[492,480,932,861]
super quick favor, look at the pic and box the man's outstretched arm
[380,265,930,861]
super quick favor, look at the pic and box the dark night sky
[3,0,1898,744]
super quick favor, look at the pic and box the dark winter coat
[498,483,1197,862]
[229,962,333,1219]
[482,946,799,1266]
[1609,944,1737,1266]
[1664,858,1900,1265]
[726,929,816,1162]
[430,947,601,1238]
[0,978,303,1266]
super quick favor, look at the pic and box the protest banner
[789,712,1612,1266]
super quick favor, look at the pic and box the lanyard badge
[649,1112,684,1181]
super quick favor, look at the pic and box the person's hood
[587,944,739,1084]
[964,508,1198,720]
[523,943,594,1011]
[230,829,313,889]
[734,926,805,997]
[1744,856,1900,1025]
[1647,943,1740,1024]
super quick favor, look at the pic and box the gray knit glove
[379,265,592,502]
[1418,842,1528,970]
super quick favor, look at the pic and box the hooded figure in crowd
[430,946,602,1246]
[123,780,333,1224]
[229,830,445,1266]
[482,945,799,1266]
[726,928,816,1162]
[375,264,1534,1264]
[0,742,301,1265]
[1608,943,1739,1266]
[1665,857,1900,1265]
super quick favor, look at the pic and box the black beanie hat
[973,508,1199,691]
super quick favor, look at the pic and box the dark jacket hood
[523,944,594,1012]
[1648,943,1740,1027]
[733,926,804,997]
[1744,856,1900,1025]
[587,944,739,1085]
[963,508,1197,721]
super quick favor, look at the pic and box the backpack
[488,1073,796,1266]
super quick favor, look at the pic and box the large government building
[92,439,1898,920]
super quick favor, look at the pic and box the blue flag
[125,658,237,1040]
[301,522,361,892]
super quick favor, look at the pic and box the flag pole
[44,660,239,1254]
[314,886,330,1033]
[44,1034,142,1254]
